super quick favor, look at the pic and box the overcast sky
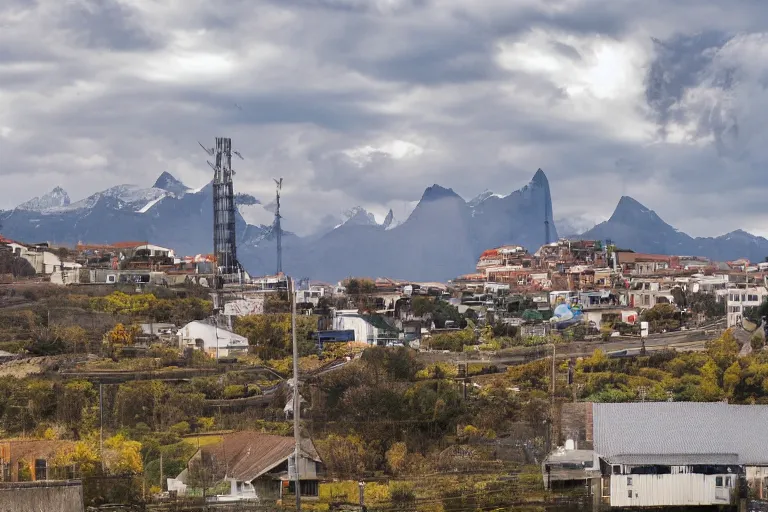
[2,0,768,237]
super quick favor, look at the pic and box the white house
[332,310,399,345]
[724,286,768,327]
[135,244,175,259]
[177,320,249,357]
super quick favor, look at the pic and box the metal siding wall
[610,473,733,507]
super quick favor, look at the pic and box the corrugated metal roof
[202,432,320,482]
[608,454,739,466]
[593,403,768,465]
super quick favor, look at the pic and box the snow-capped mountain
[0,173,268,259]
[23,184,169,215]
[335,207,378,229]
[467,189,504,209]
[16,187,71,211]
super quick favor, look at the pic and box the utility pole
[159,452,163,492]
[291,276,301,511]
[99,384,104,473]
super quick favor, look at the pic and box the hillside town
[1,224,768,511]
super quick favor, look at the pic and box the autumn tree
[57,380,97,438]
[385,442,408,476]
[234,314,317,359]
[103,434,143,475]
[104,323,141,347]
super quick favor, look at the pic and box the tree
[104,323,141,347]
[57,380,97,438]
[26,327,66,355]
[234,313,317,359]
[103,434,143,475]
[641,303,681,333]
[385,442,408,476]
[707,330,740,372]
[411,297,434,318]
[723,361,742,397]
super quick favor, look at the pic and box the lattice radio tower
[199,137,244,280]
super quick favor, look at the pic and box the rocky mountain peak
[153,172,190,197]
[419,184,461,203]
[16,187,71,211]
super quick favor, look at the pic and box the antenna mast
[274,178,283,275]
[201,137,244,286]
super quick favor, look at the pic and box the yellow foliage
[197,417,215,432]
[43,427,56,440]
[104,323,141,346]
[364,482,391,504]
[385,442,408,475]
[52,441,99,476]
[104,434,143,475]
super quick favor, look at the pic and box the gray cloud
[3,0,768,239]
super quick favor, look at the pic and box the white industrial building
[544,402,768,508]
[177,320,249,358]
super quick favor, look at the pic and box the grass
[182,434,224,448]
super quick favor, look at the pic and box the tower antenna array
[200,137,243,284]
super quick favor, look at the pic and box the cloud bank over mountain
[3,0,768,240]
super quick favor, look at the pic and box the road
[419,327,725,367]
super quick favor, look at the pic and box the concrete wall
[0,481,84,512]
[610,473,734,507]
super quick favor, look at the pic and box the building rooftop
[593,402,768,465]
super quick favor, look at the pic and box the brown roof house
[168,432,323,503]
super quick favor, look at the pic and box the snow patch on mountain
[334,206,379,229]
[16,187,71,211]
[41,185,167,214]
[137,195,167,214]
[467,190,505,209]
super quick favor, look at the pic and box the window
[748,295,758,302]
[612,465,621,475]
[628,490,633,498]
[34,459,47,481]
[725,477,732,487]
[716,476,723,487]
[627,477,633,486]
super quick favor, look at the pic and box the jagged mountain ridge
[7,170,763,281]
[580,196,768,262]
[0,174,268,256]
[17,186,71,211]
[239,169,559,281]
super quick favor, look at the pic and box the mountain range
[1,170,766,281]
[580,196,768,263]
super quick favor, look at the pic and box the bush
[223,385,248,399]
[389,482,416,504]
